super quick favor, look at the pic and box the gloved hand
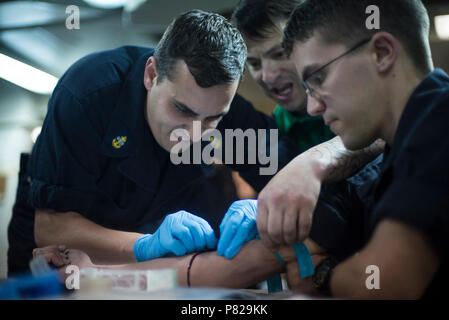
[133,210,217,262]
[217,199,258,259]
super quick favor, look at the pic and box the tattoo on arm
[310,138,385,182]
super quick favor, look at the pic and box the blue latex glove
[133,210,217,262]
[217,199,258,259]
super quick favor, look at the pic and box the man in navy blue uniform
[280,0,449,298]
[8,10,303,274]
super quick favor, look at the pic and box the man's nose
[261,60,280,84]
[307,95,326,116]
[182,120,200,144]
[189,120,219,144]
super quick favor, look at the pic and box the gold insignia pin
[209,136,221,149]
[112,136,127,149]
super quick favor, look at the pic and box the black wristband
[187,252,203,287]
[312,256,339,297]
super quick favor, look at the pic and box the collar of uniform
[274,105,324,133]
[382,68,449,171]
[101,49,153,158]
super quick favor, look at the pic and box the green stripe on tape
[294,243,314,278]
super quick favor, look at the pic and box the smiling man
[232,0,334,152]
[283,0,448,298]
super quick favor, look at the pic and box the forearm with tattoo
[309,137,384,183]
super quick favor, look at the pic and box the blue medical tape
[267,274,283,294]
[274,252,286,266]
[254,235,284,293]
[294,242,314,278]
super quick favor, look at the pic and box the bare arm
[186,239,283,288]
[34,209,141,264]
[54,239,284,289]
[330,219,440,299]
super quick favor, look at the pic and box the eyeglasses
[302,37,372,98]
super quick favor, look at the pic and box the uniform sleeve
[28,84,104,215]
[373,103,449,256]
[308,156,383,260]
[217,94,299,192]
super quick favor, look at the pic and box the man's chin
[167,140,193,154]
[278,100,307,114]
[269,94,306,113]
[340,135,373,152]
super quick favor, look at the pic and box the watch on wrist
[312,256,339,297]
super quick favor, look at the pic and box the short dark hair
[283,0,432,74]
[154,9,247,88]
[232,0,305,42]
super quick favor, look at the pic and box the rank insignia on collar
[112,136,127,149]
[209,136,221,149]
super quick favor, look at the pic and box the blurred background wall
[1,0,448,279]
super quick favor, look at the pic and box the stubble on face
[145,60,239,152]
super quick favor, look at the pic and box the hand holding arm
[134,210,217,262]
[35,209,217,265]
[217,199,258,259]
[257,136,384,249]
[276,238,328,295]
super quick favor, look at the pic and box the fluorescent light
[83,0,127,9]
[0,53,58,94]
[31,126,42,143]
[435,15,449,40]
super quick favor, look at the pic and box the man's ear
[144,56,158,91]
[370,32,398,74]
